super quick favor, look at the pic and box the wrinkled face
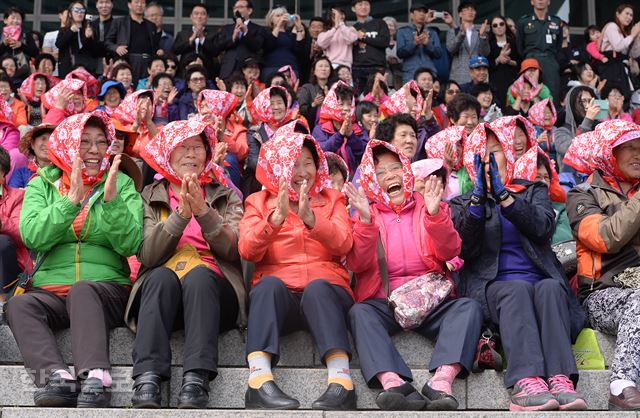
[198,100,213,120]
[580,64,594,83]
[483,132,507,188]
[149,59,166,77]
[452,108,479,135]
[291,146,317,194]
[230,82,246,99]
[614,138,640,180]
[491,18,506,36]
[188,71,206,94]
[243,64,260,82]
[385,20,396,36]
[459,6,476,22]
[375,152,405,206]
[445,84,460,105]
[270,95,286,122]
[470,66,488,83]
[32,131,51,164]
[337,67,352,84]
[2,59,16,77]
[145,5,163,27]
[128,0,146,16]
[33,77,47,97]
[191,6,208,27]
[154,76,173,99]
[524,68,540,83]
[608,89,625,112]
[165,59,177,76]
[115,68,132,89]
[391,123,417,159]
[329,171,345,191]
[352,1,371,18]
[513,126,528,159]
[3,12,22,27]
[170,135,207,178]
[617,7,634,27]
[96,0,114,17]
[80,125,109,176]
[477,91,493,109]
[104,87,122,108]
[535,164,550,186]
[38,58,54,75]
[0,82,11,99]
[416,71,433,92]
[314,60,331,80]
[309,20,324,38]
[543,106,553,126]
[71,92,84,112]
[360,110,378,132]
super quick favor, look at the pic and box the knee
[181,266,218,292]
[142,267,181,294]
[504,280,535,300]
[348,303,376,327]
[301,279,332,301]
[250,275,287,299]
[534,279,564,298]
[67,280,97,300]
[452,297,483,318]
[6,293,38,324]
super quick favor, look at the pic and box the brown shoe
[609,387,640,410]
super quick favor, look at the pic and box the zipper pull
[396,214,400,223]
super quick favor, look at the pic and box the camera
[85,14,94,22]
[288,14,296,22]
[433,11,445,19]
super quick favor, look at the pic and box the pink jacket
[586,41,605,62]
[317,23,359,67]
[347,192,462,302]
[0,184,29,272]
[0,122,26,180]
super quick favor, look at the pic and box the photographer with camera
[261,6,305,83]
[396,4,443,84]
[55,1,101,77]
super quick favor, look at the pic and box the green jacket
[19,165,143,289]
[552,201,572,245]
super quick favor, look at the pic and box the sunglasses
[492,22,505,28]
[167,64,177,69]
[72,7,86,13]
[446,89,460,94]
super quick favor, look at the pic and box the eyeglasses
[79,139,109,150]
[72,7,86,13]
[190,76,206,83]
[492,22,505,28]
[375,162,403,178]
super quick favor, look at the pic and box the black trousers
[0,234,18,291]
[127,53,151,86]
[246,276,353,365]
[132,266,238,380]
[349,297,483,388]
[6,281,129,387]
[486,279,578,388]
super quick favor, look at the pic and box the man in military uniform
[517,0,563,105]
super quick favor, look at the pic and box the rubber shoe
[509,376,559,411]
[548,374,587,410]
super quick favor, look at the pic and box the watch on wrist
[470,194,486,205]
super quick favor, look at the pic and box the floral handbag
[377,236,453,329]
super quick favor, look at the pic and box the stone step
[0,365,612,410]
[0,325,618,369]
[0,408,636,418]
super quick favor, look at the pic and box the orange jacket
[239,188,354,297]
[224,112,248,161]
[10,99,27,127]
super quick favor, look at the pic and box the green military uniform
[516,13,563,106]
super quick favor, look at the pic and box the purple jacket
[312,121,368,175]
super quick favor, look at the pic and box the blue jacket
[178,92,198,120]
[396,24,442,83]
[8,166,35,189]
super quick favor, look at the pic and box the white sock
[52,369,74,380]
[611,379,635,396]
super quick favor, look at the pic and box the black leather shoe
[421,382,459,410]
[245,380,300,409]
[178,371,210,409]
[131,372,162,409]
[375,382,426,411]
[33,375,79,407]
[77,377,111,408]
[311,383,357,410]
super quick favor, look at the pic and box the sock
[611,379,636,396]
[247,351,273,389]
[52,369,74,381]
[376,371,404,390]
[428,363,462,396]
[325,349,353,390]
[88,368,112,387]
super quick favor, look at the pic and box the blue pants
[246,276,353,365]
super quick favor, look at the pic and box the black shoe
[375,382,426,411]
[131,372,162,409]
[421,381,459,410]
[311,383,357,410]
[245,380,300,409]
[178,371,210,409]
[77,377,111,408]
[33,375,79,407]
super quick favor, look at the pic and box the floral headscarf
[509,74,537,102]
[514,150,566,203]
[20,72,60,102]
[359,140,414,214]
[65,68,100,98]
[489,115,538,154]
[253,86,293,128]
[197,89,239,118]
[528,98,556,130]
[278,65,298,88]
[112,90,154,125]
[592,119,640,182]
[319,81,354,124]
[41,78,86,115]
[277,118,310,136]
[463,122,525,193]
[563,130,599,174]
[380,80,423,119]
[0,94,13,125]
[425,126,466,170]
[255,130,329,201]
[48,110,115,185]
[141,119,227,187]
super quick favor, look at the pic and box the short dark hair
[458,1,476,13]
[447,93,480,122]
[4,7,24,21]
[151,72,174,89]
[84,116,108,134]
[0,145,10,176]
[185,65,207,83]
[302,140,319,167]
[382,113,418,142]
[35,53,56,70]
[328,158,347,182]
[310,16,326,26]
[355,100,378,122]
[269,86,289,107]
[413,67,436,83]
[228,72,248,89]
[584,25,600,43]
[602,82,626,101]
[335,84,354,103]
[147,55,166,69]
[372,145,399,165]
[33,73,51,90]
[471,82,492,97]
[110,62,133,80]
[191,3,208,14]
[309,56,333,85]
[536,152,551,175]
[0,73,10,85]
[351,0,370,6]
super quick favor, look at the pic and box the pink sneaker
[548,374,587,410]
[509,377,559,411]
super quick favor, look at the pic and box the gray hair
[145,2,163,16]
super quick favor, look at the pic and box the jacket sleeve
[477,32,490,56]
[500,184,555,244]
[449,195,485,260]
[238,193,282,262]
[55,29,76,50]
[567,183,640,254]
[196,187,243,262]
[19,176,81,252]
[172,31,193,56]
[1,189,24,248]
[314,126,345,153]
[43,108,66,125]
[396,28,416,59]
[427,29,443,58]
[316,27,336,49]
[95,173,143,257]
[423,201,461,262]
[297,84,315,119]
[446,28,464,54]
[104,18,120,52]
[307,193,353,256]
[346,216,380,273]
[362,21,390,49]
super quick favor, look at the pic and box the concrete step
[0,365,612,410]
[0,409,635,417]
[0,325,618,369]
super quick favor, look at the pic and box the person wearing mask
[351,0,391,95]
[144,2,174,56]
[446,2,490,85]
[397,4,443,84]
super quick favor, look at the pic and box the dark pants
[486,279,577,388]
[0,234,18,291]
[246,276,353,365]
[127,53,151,87]
[132,266,238,380]
[352,66,377,97]
[5,281,129,387]
[349,297,483,388]
[533,54,561,106]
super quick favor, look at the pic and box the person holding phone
[261,6,305,83]
[56,1,100,77]
[396,4,443,84]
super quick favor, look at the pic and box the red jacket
[0,184,29,272]
[239,188,354,297]
[347,193,461,302]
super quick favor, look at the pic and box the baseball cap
[469,56,489,69]
[410,3,429,12]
